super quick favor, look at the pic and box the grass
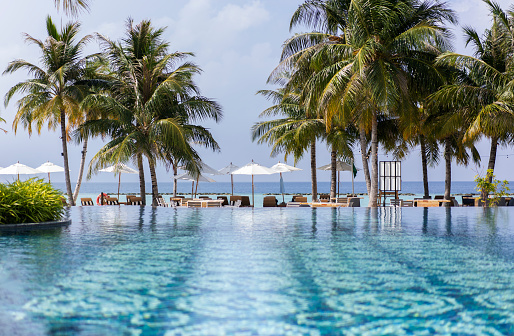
[0,178,65,224]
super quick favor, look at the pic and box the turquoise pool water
[1,207,514,335]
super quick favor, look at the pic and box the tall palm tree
[279,0,456,206]
[430,2,514,195]
[80,19,222,206]
[4,16,99,206]
[253,88,325,201]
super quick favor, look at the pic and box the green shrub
[0,178,65,224]
[474,169,510,207]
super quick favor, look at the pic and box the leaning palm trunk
[444,138,451,203]
[310,142,318,202]
[359,127,371,195]
[137,153,146,205]
[72,138,88,203]
[61,109,75,206]
[148,157,159,206]
[369,113,379,207]
[420,136,430,199]
[330,149,337,199]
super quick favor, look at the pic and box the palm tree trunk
[420,136,430,199]
[369,113,379,207]
[147,157,159,206]
[330,148,337,199]
[60,109,75,206]
[72,138,88,203]
[444,138,451,203]
[172,162,178,197]
[137,153,146,205]
[359,126,371,195]
[310,142,318,202]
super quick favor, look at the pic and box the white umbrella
[36,161,64,183]
[177,162,222,197]
[231,161,277,206]
[218,162,240,195]
[100,163,138,200]
[317,160,360,196]
[0,162,42,180]
[175,172,216,197]
[270,162,302,203]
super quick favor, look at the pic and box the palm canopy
[274,0,456,206]
[79,19,222,205]
[54,0,90,16]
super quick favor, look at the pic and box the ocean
[53,181,490,196]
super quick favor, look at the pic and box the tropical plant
[475,169,510,206]
[4,16,101,206]
[79,19,222,205]
[277,0,456,206]
[0,178,65,224]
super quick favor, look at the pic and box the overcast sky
[0,0,512,184]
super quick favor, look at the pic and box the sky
[0,0,512,185]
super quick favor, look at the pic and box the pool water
[1,207,514,335]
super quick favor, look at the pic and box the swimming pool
[1,207,514,335]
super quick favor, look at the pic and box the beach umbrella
[317,160,360,196]
[231,161,277,206]
[0,162,42,180]
[99,163,138,200]
[175,172,216,197]
[36,161,64,183]
[177,162,222,197]
[218,162,240,195]
[271,162,302,203]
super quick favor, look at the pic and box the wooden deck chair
[295,196,308,203]
[389,198,401,207]
[105,197,119,205]
[263,196,278,207]
[217,196,229,206]
[240,196,252,207]
[230,196,242,206]
[81,197,94,206]
[157,197,168,207]
[336,198,349,205]
[206,200,222,207]
[187,200,203,208]
[129,197,143,205]
[402,200,414,207]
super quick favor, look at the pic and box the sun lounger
[217,196,229,206]
[286,202,301,207]
[389,198,401,207]
[81,197,94,206]
[187,200,203,208]
[292,195,304,202]
[127,197,143,205]
[240,196,252,207]
[105,197,119,205]
[230,196,242,206]
[157,197,169,207]
[263,196,278,207]
[402,200,414,207]
[295,196,308,203]
[206,200,223,207]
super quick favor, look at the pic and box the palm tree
[430,2,514,197]
[4,16,99,206]
[279,0,456,206]
[80,19,222,206]
[253,88,325,201]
